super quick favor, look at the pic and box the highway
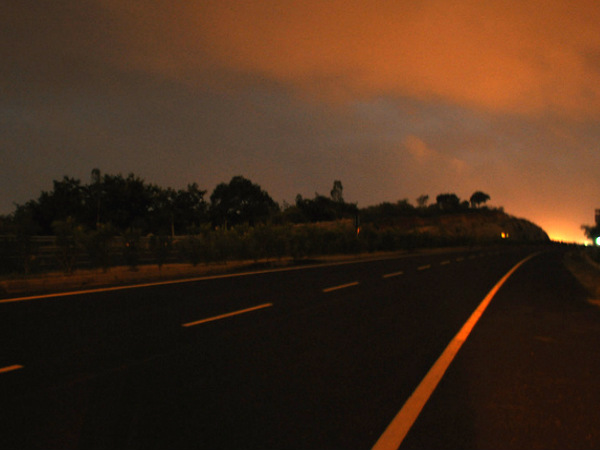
[1,246,600,449]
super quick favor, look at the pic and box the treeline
[0,170,498,275]
[1,172,361,236]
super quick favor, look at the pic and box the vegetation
[0,170,548,276]
[582,219,600,266]
[582,223,600,245]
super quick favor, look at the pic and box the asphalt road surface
[1,245,599,449]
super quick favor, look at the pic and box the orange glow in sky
[2,1,599,242]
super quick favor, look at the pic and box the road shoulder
[401,249,600,449]
[564,249,600,306]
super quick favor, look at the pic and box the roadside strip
[0,248,483,304]
[182,303,273,328]
[0,252,436,304]
[372,252,540,450]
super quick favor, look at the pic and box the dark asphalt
[401,249,600,449]
[1,245,598,449]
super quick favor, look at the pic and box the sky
[2,1,599,243]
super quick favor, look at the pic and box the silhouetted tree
[330,180,344,203]
[80,223,116,272]
[149,233,172,269]
[582,224,600,244]
[149,186,177,235]
[210,176,278,227]
[359,200,415,225]
[416,194,429,208]
[296,194,337,222]
[19,177,87,234]
[436,193,461,211]
[470,191,490,208]
[91,168,102,228]
[8,206,41,273]
[295,193,358,222]
[10,171,211,236]
[100,173,153,232]
[122,227,142,270]
[173,183,208,232]
[52,217,83,274]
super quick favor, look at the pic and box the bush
[179,234,204,266]
[52,217,83,274]
[122,228,142,270]
[149,234,173,269]
[80,224,116,272]
[245,225,289,261]
[289,225,313,260]
[0,236,27,275]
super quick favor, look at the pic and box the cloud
[6,1,600,118]
[404,135,467,174]
[88,0,600,118]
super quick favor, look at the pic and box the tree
[173,183,208,232]
[470,191,490,208]
[146,183,207,236]
[582,224,600,244]
[9,205,41,273]
[90,168,102,228]
[20,176,87,234]
[100,173,154,232]
[52,217,84,274]
[416,195,429,208]
[80,223,116,272]
[330,180,344,203]
[436,193,461,211]
[210,176,278,227]
[295,193,358,223]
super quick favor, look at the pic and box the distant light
[596,236,600,246]
[501,232,508,239]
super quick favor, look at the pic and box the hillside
[364,208,550,244]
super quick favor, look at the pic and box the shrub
[122,228,142,270]
[149,233,173,269]
[52,217,83,274]
[80,224,116,272]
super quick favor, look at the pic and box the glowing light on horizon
[547,232,590,245]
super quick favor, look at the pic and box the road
[1,245,599,449]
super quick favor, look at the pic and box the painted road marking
[383,271,404,279]
[372,252,540,450]
[440,260,451,265]
[322,281,360,293]
[182,303,273,328]
[417,264,431,271]
[455,257,464,262]
[0,364,23,374]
